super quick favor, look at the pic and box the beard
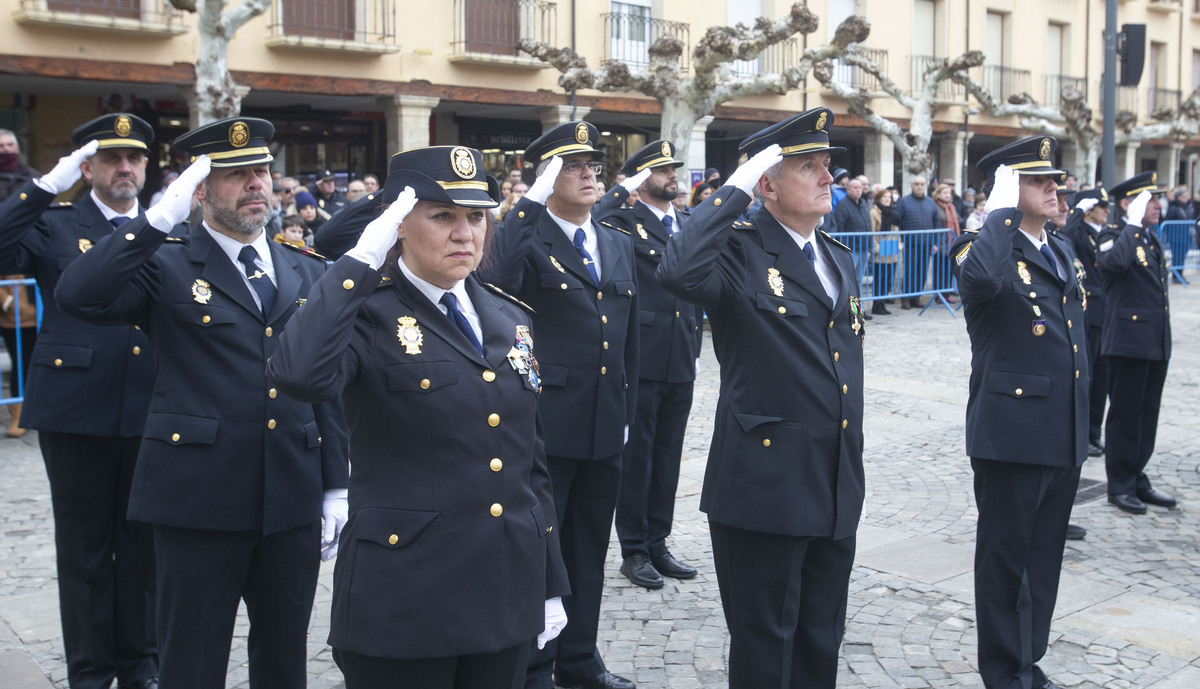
[208,193,269,237]
[646,177,678,203]
[100,175,142,201]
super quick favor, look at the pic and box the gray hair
[0,128,17,150]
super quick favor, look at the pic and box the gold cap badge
[660,141,671,157]
[575,123,589,144]
[816,111,828,132]
[451,146,476,179]
[1039,139,1051,160]
[114,116,132,137]
[228,122,249,148]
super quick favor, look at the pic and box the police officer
[948,137,1088,689]
[268,146,569,689]
[0,113,159,689]
[658,108,865,689]
[593,140,703,590]
[479,121,639,689]
[55,117,349,689]
[312,168,350,214]
[1095,172,1176,515]
[1063,187,1111,458]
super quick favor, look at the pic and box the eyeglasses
[281,187,296,194]
[561,161,603,176]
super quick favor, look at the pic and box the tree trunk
[660,98,703,170]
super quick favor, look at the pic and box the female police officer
[268,146,568,688]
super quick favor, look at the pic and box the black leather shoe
[554,670,636,689]
[651,552,697,579]
[619,554,663,589]
[1109,493,1147,515]
[871,305,890,315]
[862,312,873,320]
[1137,488,1177,508]
[1065,524,1086,540]
[118,679,159,689]
[1087,442,1104,458]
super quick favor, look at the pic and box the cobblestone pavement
[1,283,1197,688]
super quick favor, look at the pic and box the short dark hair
[281,214,306,231]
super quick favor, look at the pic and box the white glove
[620,168,652,194]
[623,425,630,445]
[35,140,99,195]
[726,145,783,194]
[1126,190,1151,227]
[1074,197,1100,213]
[345,186,418,270]
[146,156,211,233]
[320,489,349,562]
[525,156,562,205]
[537,597,568,650]
[984,164,1019,214]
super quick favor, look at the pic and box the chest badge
[396,316,423,355]
[549,255,566,274]
[849,296,865,345]
[767,267,784,297]
[1032,320,1046,336]
[1135,245,1149,267]
[507,324,540,391]
[636,223,648,240]
[191,279,213,304]
[1016,261,1032,285]
[78,238,93,253]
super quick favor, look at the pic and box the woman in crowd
[690,182,713,208]
[870,187,901,315]
[965,194,988,231]
[932,182,961,299]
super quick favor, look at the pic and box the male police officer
[1095,172,1176,515]
[0,114,159,689]
[1063,187,1111,458]
[312,168,349,214]
[949,137,1088,689]
[56,117,349,689]
[593,140,703,590]
[659,108,865,689]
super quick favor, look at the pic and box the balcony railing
[1149,87,1182,116]
[16,0,187,31]
[268,0,397,51]
[981,65,1032,103]
[732,38,800,78]
[602,12,689,72]
[910,55,963,100]
[452,0,556,58]
[1044,74,1087,109]
[1098,81,1140,118]
[830,47,889,92]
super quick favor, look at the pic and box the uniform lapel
[816,232,852,317]
[75,194,126,247]
[593,218,619,288]
[387,267,485,363]
[265,241,302,324]
[189,224,262,319]
[540,215,596,287]
[1016,232,1059,283]
[635,203,670,245]
[755,210,832,310]
[466,277,514,371]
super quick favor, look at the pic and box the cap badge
[1151,172,1158,185]
[114,116,132,137]
[451,146,476,179]
[574,123,589,144]
[660,141,671,157]
[1039,139,1051,160]
[191,279,213,305]
[229,122,249,148]
[815,111,828,132]
[767,267,784,297]
[396,316,423,355]
[1100,189,1108,201]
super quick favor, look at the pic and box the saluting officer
[658,108,866,689]
[0,114,159,689]
[1063,187,1111,458]
[479,121,639,689]
[55,118,349,689]
[1095,172,1177,515]
[948,137,1089,689]
[593,140,703,590]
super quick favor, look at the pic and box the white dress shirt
[780,223,841,306]
[397,257,483,344]
[547,209,602,280]
[205,224,277,311]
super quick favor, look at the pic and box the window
[610,0,652,63]
[729,0,762,75]
[282,0,355,41]
[46,0,138,19]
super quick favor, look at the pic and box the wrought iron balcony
[452,0,557,60]
[981,65,1031,103]
[15,0,188,32]
[1044,74,1087,109]
[601,12,689,72]
[1098,81,1140,118]
[910,55,963,100]
[1149,87,1182,116]
[829,47,889,92]
[267,0,397,52]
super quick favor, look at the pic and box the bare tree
[169,0,270,124]
[519,4,869,164]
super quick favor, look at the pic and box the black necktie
[110,216,130,229]
[1039,244,1064,283]
[573,229,600,286]
[662,214,675,235]
[440,292,484,357]
[237,245,276,317]
[802,242,815,264]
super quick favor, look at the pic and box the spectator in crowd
[613,171,627,186]
[280,176,300,214]
[362,174,380,195]
[0,272,37,437]
[702,166,721,188]
[689,182,713,209]
[932,182,960,298]
[960,187,976,224]
[346,179,367,203]
[500,179,513,200]
[871,184,901,315]
[274,214,308,249]
[295,190,330,242]
[833,177,873,309]
[149,170,180,207]
[312,169,349,214]
[965,194,988,231]
[894,175,939,308]
[943,178,967,221]
[855,174,873,203]
[1164,185,1195,281]
[830,168,850,209]
[0,129,37,202]
[506,167,523,186]
[672,190,689,214]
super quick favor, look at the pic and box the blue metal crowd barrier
[1157,220,1198,286]
[829,227,959,317]
[0,277,41,406]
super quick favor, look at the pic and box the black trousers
[525,453,621,689]
[1104,356,1169,496]
[1085,325,1108,445]
[152,523,320,689]
[709,521,855,689]
[615,379,694,559]
[972,458,1080,689]
[334,642,529,689]
[40,431,157,689]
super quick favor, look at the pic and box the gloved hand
[537,597,568,650]
[984,164,1019,214]
[35,140,99,195]
[145,156,211,233]
[345,186,418,270]
[1126,190,1151,227]
[1074,197,1100,213]
[525,156,563,205]
[320,489,349,562]
[620,168,652,194]
[726,144,783,194]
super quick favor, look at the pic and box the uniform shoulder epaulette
[598,219,632,236]
[962,228,980,234]
[731,219,756,230]
[820,231,852,252]
[47,201,73,209]
[279,241,328,261]
[483,282,535,313]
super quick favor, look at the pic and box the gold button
[202,315,211,324]
[828,321,834,329]
[1004,219,1012,226]
[841,419,848,429]
[54,358,63,367]
[171,433,180,442]
[133,325,140,330]
[1062,296,1067,304]
[613,192,619,197]
[1164,306,1169,311]
[267,419,277,429]
[834,352,840,362]
[675,311,680,318]
[778,306,787,314]
[269,388,277,398]
[420,378,431,389]
[842,384,848,394]
[1073,345,1078,353]
[1075,370,1080,379]
[125,232,135,240]
[490,503,503,517]
[343,279,355,290]
[1067,320,1072,328]
[602,315,608,324]
[490,458,503,472]
[488,413,500,427]
[561,283,568,290]
[762,439,771,447]
[596,292,603,300]
[132,346,141,355]
[1134,233,1140,238]
[602,341,609,349]
[264,327,273,337]
[18,193,26,201]
[388,534,398,545]
[482,370,496,382]
[1029,291,1036,298]
[600,366,607,374]
[1015,388,1023,396]
[627,289,632,295]
[518,211,525,219]
[649,249,656,255]
[714,198,722,206]
[318,436,322,444]
[1131,314,1138,321]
